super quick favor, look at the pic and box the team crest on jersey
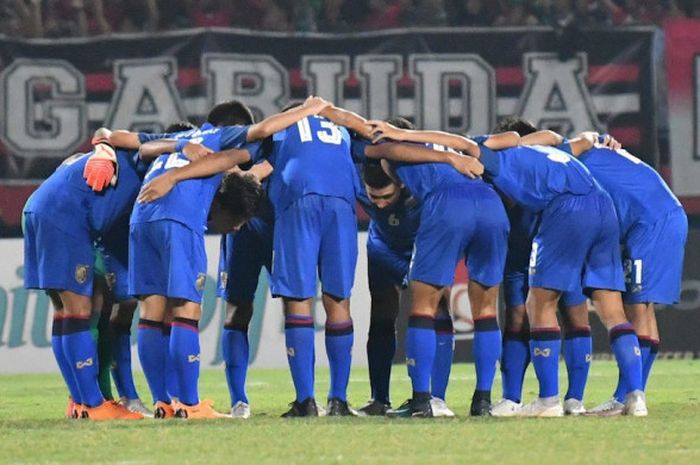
[533,348,551,357]
[74,265,90,284]
[219,271,228,289]
[105,272,117,291]
[195,273,206,291]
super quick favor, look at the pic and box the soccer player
[126,98,329,419]
[217,160,274,419]
[23,133,149,420]
[562,135,687,415]
[356,124,510,417]
[354,158,455,417]
[369,123,647,417]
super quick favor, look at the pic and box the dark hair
[281,100,304,112]
[165,121,196,133]
[215,172,263,220]
[207,100,255,126]
[362,161,394,189]
[493,116,537,136]
[385,116,414,130]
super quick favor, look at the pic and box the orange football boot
[154,401,175,419]
[174,401,229,419]
[83,400,144,421]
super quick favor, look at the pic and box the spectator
[157,0,192,30]
[257,0,293,31]
[362,0,406,30]
[448,0,498,26]
[316,0,355,32]
[190,0,234,28]
[291,0,318,31]
[0,0,43,38]
[494,0,540,25]
[404,0,449,26]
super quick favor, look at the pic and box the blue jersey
[351,140,420,252]
[25,149,148,237]
[481,145,596,212]
[254,116,355,214]
[577,146,682,237]
[130,123,252,234]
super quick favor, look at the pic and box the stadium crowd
[1,0,699,38]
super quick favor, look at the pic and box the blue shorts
[128,220,207,303]
[409,183,509,288]
[529,189,625,294]
[217,216,274,303]
[503,208,539,308]
[622,207,688,304]
[23,212,95,296]
[271,195,358,299]
[99,223,130,302]
[366,231,412,293]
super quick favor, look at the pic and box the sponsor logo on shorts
[286,347,295,357]
[196,273,206,291]
[406,357,416,367]
[187,354,201,363]
[585,354,592,363]
[533,347,551,357]
[634,347,641,357]
[74,265,90,284]
[76,357,94,369]
[105,272,116,291]
[219,271,228,289]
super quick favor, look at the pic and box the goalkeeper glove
[84,137,118,192]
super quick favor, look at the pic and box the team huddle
[23,94,687,420]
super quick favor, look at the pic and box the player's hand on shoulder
[449,153,484,179]
[303,95,333,114]
[598,133,622,150]
[84,137,118,192]
[137,172,176,204]
[182,141,213,162]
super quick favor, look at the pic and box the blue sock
[51,317,82,404]
[405,316,436,397]
[137,319,169,404]
[432,316,454,400]
[170,318,201,406]
[62,317,104,407]
[563,326,592,401]
[162,324,179,401]
[110,321,138,400]
[501,330,530,402]
[609,323,643,397]
[529,327,561,399]
[285,315,315,402]
[222,323,250,405]
[643,339,659,390]
[473,316,501,395]
[612,333,651,402]
[325,320,354,401]
[367,317,395,405]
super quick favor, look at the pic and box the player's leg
[584,191,645,416]
[272,196,323,417]
[162,310,179,404]
[522,193,596,417]
[464,193,509,416]
[91,275,115,402]
[318,196,358,415]
[559,292,591,415]
[430,288,455,417]
[222,300,254,418]
[137,294,172,414]
[360,235,406,415]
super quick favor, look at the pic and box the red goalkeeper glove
[84,140,118,192]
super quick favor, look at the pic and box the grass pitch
[1,360,699,465]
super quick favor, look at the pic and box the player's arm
[248,160,273,180]
[137,147,254,203]
[245,95,332,141]
[137,139,213,161]
[370,120,477,151]
[364,142,484,179]
[518,129,564,146]
[319,105,374,139]
[107,130,141,149]
[482,131,521,150]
